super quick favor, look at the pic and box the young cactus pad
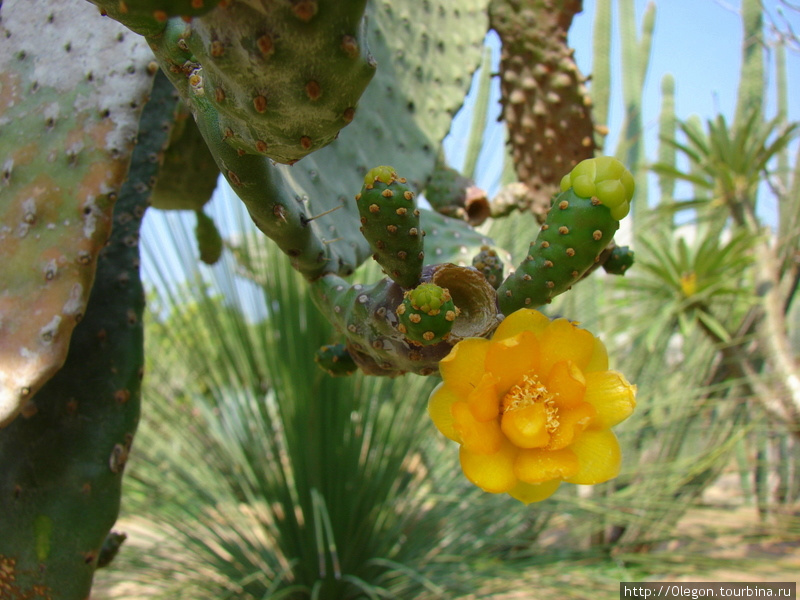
[396,283,458,346]
[497,157,634,315]
[357,166,425,289]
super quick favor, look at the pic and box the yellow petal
[484,331,540,394]
[547,402,596,450]
[538,319,596,376]
[584,336,609,373]
[428,382,461,442]
[438,338,491,394]
[584,371,637,429]
[507,479,561,504]
[565,429,621,485]
[546,360,587,408]
[514,447,580,483]
[501,403,550,448]
[468,372,501,422]
[493,308,551,341]
[460,439,518,493]
[452,401,504,455]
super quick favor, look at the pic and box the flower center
[501,374,559,433]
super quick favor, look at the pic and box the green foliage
[94,205,538,599]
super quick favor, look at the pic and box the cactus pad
[356,166,424,289]
[0,67,175,598]
[489,0,595,212]
[396,283,458,346]
[497,157,634,315]
[195,209,223,265]
[87,0,223,37]
[0,0,156,426]
[150,0,376,164]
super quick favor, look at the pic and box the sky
[443,0,800,219]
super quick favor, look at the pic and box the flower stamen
[501,374,559,433]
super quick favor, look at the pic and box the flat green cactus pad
[0,0,156,426]
[150,0,489,279]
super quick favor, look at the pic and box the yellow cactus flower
[428,309,636,504]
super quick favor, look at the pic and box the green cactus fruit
[602,245,635,275]
[0,67,175,599]
[87,0,223,37]
[472,245,505,289]
[356,166,425,289]
[195,210,223,265]
[151,0,376,164]
[314,343,358,377]
[0,0,157,427]
[396,283,458,346]
[497,157,634,315]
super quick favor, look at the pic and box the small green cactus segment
[195,210,223,265]
[356,166,424,289]
[314,344,358,377]
[472,245,505,289]
[87,0,223,37]
[497,157,634,315]
[424,161,490,226]
[149,101,220,212]
[0,68,175,599]
[0,0,156,427]
[602,245,635,275]
[96,531,127,569]
[150,0,376,165]
[559,155,635,220]
[396,284,458,346]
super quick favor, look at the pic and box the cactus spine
[497,157,634,315]
[356,166,425,289]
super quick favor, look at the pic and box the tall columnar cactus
[614,0,655,226]
[489,0,596,215]
[0,0,156,426]
[497,157,634,315]
[0,68,175,598]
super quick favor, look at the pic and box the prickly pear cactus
[424,160,490,226]
[0,67,175,599]
[603,244,635,275]
[396,283,458,346]
[86,0,223,37]
[146,0,376,165]
[0,0,157,426]
[357,166,424,289]
[472,245,505,288]
[489,0,595,215]
[135,0,489,280]
[149,101,219,212]
[314,343,358,377]
[497,157,634,314]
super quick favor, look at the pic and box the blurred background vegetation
[94,0,800,597]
